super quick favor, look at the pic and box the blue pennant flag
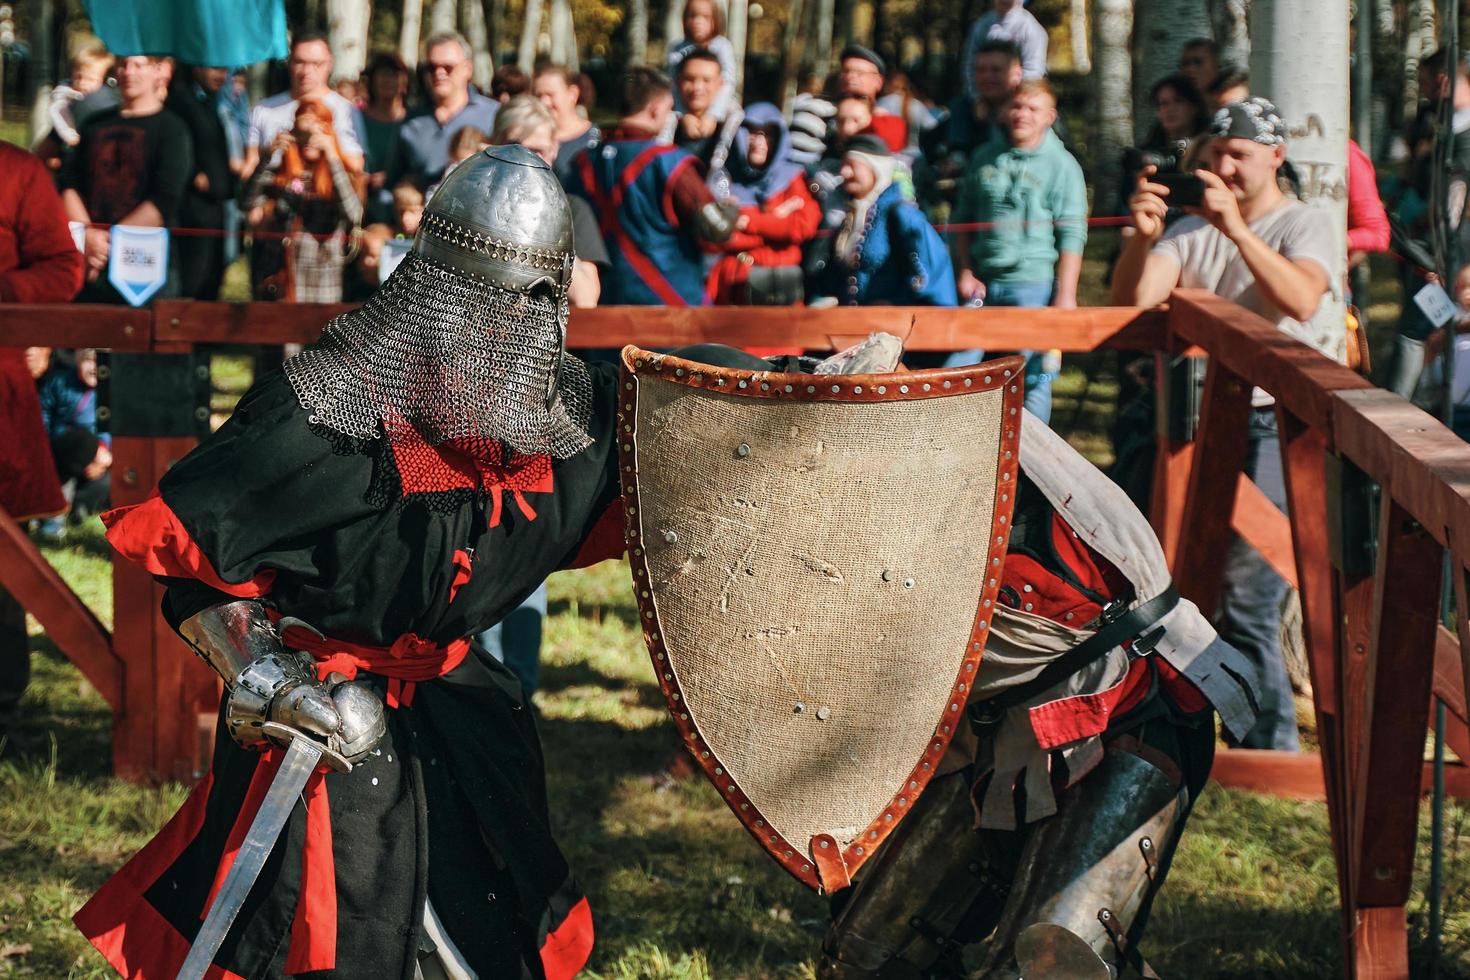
[107,226,171,308]
[83,0,288,67]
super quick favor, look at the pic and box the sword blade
[178,736,324,980]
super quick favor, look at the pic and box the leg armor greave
[818,770,1009,979]
[974,740,1185,980]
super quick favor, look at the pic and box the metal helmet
[413,143,576,305]
[281,143,593,460]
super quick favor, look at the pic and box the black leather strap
[969,585,1181,727]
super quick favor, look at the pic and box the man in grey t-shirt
[1112,97,1340,752]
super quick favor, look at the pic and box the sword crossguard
[260,721,353,773]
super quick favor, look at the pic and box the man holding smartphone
[1112,97,1339,752]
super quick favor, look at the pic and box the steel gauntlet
[179,600,385,764]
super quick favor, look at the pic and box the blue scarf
[728,102,805,206]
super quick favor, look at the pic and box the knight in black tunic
[75,145,630,979]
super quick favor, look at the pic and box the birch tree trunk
[779,0,808,112]
[487,0,506,60]
[1133,0,1211,140]
[1071,0,1091,72]
[628,0,650,66]
[548,0,576,69]
[665,0,684,61]
[814,0,836,76]
[519,0,545,68]
[327,0,372,82]
[1209,0,1249,67]
[400,0,424,66]
[1251,0,1349,360]
[430,0,458,34]
[727,0,749,95]
[1093,0,1133,214]
[26,0,55,145]
[461,0,493,87]
[1403,0,1438,116]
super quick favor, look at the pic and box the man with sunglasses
[243,31,363,180]
[394,30,499,189]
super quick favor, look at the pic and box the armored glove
[179,600,386,766]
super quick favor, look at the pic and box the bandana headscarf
[1209,96,1287,147]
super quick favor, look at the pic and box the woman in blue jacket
[813,134,956,308]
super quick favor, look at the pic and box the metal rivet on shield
[794,702,806,714]
[663,529,678,544]
[903,577,915,589]
[818,839,830,849]
[816,706,831,721]
[881,569,894,582]
[738,380,748,388]
[736,443,751,457]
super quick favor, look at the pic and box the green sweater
[955,129,1088,284]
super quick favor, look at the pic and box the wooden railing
[2,292,1467,978]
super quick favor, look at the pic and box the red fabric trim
[540,896,595,980]
[660,153,699,229]
[563,499,626,571]
[102,495,276,597]
[1155,656,1210,713]
[74,772,248,980]
[449,549,473,604]
[285,769,336,974]
[1027,661,1144,750]
[282,625,470,709]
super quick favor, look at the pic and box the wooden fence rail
[1,292,1466,978]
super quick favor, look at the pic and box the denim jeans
[1217,407,1299,750]
[943,280,1056,423]
[1387,334,1426,399]
[476,582,548,695]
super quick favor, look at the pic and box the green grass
[5,520,1470,977]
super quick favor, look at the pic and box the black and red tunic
[75,361,626,979]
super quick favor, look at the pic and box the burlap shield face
[617,347,1022,893]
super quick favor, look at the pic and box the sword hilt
[260,721,353,773]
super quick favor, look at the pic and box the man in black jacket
[168,67,238,300]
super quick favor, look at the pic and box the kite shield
[617,346,1022,893]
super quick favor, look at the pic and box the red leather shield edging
[615,345,1023,892]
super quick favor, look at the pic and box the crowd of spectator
[13,2,1470,748]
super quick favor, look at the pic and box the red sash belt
[206,628,469,974]
[279,625,471,709]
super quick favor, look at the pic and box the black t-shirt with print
[61,105,194,226]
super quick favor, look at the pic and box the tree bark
[486,0,506,61]
[779,0,808,112]
[26,0,55,145]
[1251,0,1350,359]
[1210,0,1249,67]
[1403,0,1438,117]
[1072,0,1092,71]
[430,0,458,34]
[400,0,424,66]
[1094,0,1134,214]
[326,0,372,83]
[461,0,494,87]
[814,0,836,77]
[727,0,749,95]
[628,0,650,66]
[1133,0,1211,140]
[664,0,684,62]
[548,0,578,69]
[519,0,545,68]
